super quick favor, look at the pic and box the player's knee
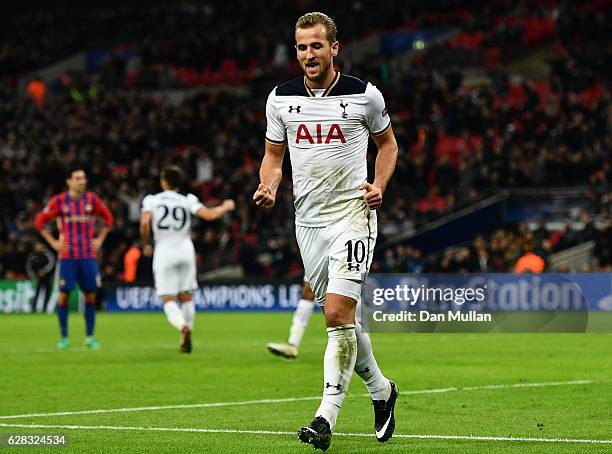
[323,304,353,327]
[325,313,347,327]
[84,293,96,305]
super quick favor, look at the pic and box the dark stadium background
[0,2,611,453]
[0,0,609,288]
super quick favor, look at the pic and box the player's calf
[180,326,192,353]
[373,380,398,442]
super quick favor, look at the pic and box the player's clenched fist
[359,182,383,210]
[253,183,276,209]
[222,199,236,212]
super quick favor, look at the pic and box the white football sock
[181,302,195,330]
[354,322,391,401]
[288,298,315,347]
[315,325,357,430]
[163,301,186,331]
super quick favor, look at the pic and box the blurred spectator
[514,250,546,273]
[26,77,46,106]
[136,244,154,283]
[594,222,611,271]
[123,243,141,283]
[25,241,55,312]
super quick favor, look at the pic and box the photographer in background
[26,241,56,313]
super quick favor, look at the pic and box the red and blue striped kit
[35,191,113,260]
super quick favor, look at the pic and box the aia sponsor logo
[295,124,346,144]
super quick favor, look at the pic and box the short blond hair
[295,12,337,44]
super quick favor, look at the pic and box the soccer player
[253,12,399,450]
[34,167,113,349]
[266,279,315,359]
[140,166,235,353]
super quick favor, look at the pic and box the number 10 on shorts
[345,239,366,271]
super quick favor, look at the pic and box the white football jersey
[141,191,203,247]
[265,72,391,227]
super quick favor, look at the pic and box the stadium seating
[0,0,609,279]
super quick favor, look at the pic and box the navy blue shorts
[58,259,100,292]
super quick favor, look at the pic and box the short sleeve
[141,195,154,212]
[265,88,287,144]
[186,194,204,215]
[364,83,391,136]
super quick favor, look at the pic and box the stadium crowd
[372,217,611,274]
[2,0,461,79]
[0,1,610,281]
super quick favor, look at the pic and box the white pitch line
[0,379,608,421]
[1,345,176,354]
[0,397,323,420]
[460,380,595,391]
[0,423,610,445]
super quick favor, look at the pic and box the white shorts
[153,243,198,296]
[296,208,377,306]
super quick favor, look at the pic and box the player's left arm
[92,195,114,252]
[196,200,236,221]
[92,226,110,252]
[361,126,398,210]
[360,84,398,210]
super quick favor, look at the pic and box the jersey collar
[303,71,341,97]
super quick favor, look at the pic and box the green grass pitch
[1,312,611,453]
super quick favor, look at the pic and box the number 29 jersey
[141,191,203,249]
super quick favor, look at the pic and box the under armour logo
[288,105,301,113]
[326,382,342,391]
[348,263,360,271]
[340,100,348,119]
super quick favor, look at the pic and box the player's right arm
[139,195,153,244]
[253,140,286,209]
[254,88,287,210]
[139,211,152,245]
[34,196,67,254]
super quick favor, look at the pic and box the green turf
[0,312,611,453]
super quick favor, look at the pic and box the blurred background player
[26,241,56,313]
[267,279,315,359]
[254,12,399,450]
[140,166,235,353]
[34,167,113,349]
